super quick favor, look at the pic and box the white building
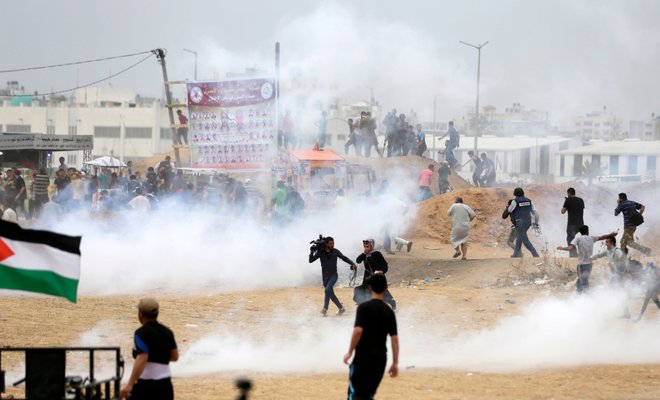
[555,139,660,181]
[629,115,660,141]
[443,136,580,182]
[0,85,177,169]
[573,108,623,141]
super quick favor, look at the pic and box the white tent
[83,156,126,168]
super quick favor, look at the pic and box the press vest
[512,196,533,224]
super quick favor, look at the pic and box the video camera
[310,234,327,252]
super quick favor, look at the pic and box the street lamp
[183,48,198,80]
[460,40,489,152]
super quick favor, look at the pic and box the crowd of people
[0,155,265,221]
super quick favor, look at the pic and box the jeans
[576,263,592,293]
[176,127,188,145]
[566,225,580,258]
[513,221,539,257]
[323,274,342,310]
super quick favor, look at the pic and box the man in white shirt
[1,199,17,222]
[557,225,617,293]
[128,188,151,212]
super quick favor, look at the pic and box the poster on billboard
[186,78,276,170]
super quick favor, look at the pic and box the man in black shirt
[309,236,357,316]
[561,187,585,258]
[120,298,178,400]
[356,239,396,310]
[344,273,399,400]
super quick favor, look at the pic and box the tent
[83,156,126,168]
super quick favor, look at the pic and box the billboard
[186,78,276,170]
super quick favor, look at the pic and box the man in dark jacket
[309,236,357,316]
[356,238,396,310]
[504,187,540,258]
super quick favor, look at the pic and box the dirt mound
[343,154,472,191]
[406,181,627,246]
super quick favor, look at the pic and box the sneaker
[453,252,461,258]
[407,242,413,252]
[337,308,346,316]
[321,308,328,317]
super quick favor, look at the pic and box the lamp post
[183,48,198,80]
[460,40,488,152]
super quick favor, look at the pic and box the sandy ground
[1,243,660,399]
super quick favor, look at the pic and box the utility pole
[153,48,181,166]
[433,95,437,131]
[183,48,198,80]
[460,40,489,152]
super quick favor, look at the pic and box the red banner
[186,79,276,170]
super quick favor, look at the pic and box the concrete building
[0,84,176,169]
[441,135,580,182]
[573,108,623,141]
[463,103,555,138]
[555,139,660,182]
[629,114,660,141]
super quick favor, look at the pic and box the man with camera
[309,236,357,316]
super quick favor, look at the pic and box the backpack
[629,210,644,226]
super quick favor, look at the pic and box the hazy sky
[2,0,659,126]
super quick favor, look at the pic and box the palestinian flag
[0,220,81,303]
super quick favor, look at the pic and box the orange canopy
[288,150,344,162]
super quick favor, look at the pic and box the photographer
[309,236,357,316]
[355,238,397,311]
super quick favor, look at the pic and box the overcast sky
[2,0,659,126]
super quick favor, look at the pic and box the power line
[30,53,155,98]
[0,50,154,74]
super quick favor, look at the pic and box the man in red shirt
[417,164,434,201]
[176,109,188,145]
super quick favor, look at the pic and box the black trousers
[129,378,173,400]
[566,225,580,258]
[348,356,386,400]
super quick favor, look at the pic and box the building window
[47,125,55,135]
[69,126,78,135]
[610,155,619,175]
[94,126,121,138]
[522,148,531,173]
[160,128,172,139]
[647,156,656,177]
[560,155,565,177]
[6,124,31,133]
[67,154,77,165]
[628,155,638,175]
[573,155,583,177]
[125,127,152,139]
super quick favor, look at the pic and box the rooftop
[436,135,573,151]
[558,140,660,156]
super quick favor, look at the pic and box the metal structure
[153,48,182,167]
[459,40,489,152]
[0,346,123,400]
